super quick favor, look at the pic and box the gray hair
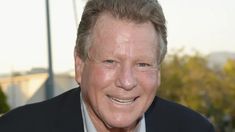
[75,0,167,64]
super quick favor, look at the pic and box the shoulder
[145,96,215,132]
[1,88,81,117]
[0,88,82,132]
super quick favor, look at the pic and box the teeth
[110,97,135,105]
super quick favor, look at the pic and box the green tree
[0,85,10,114]
[158,52,235,131]
[222,59,235,130]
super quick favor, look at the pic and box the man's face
[75,13,161,129]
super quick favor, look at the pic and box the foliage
[158,53,235,132]
[0,85,10,114]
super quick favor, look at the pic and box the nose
[115,64,137,91]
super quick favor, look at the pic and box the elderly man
[0,0,214,131]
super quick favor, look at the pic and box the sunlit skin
[75,13,161,132]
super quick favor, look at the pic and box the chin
[104,115,139,129]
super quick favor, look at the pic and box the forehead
[90,13,159,58]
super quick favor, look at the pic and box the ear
[157,71,161,87]
[74,51,84,84]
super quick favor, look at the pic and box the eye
[103,59,115,64]
[137,63,151,67]
[136,62,158,72]
[101,59,118,69]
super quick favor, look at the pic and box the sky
[0,0,234,75]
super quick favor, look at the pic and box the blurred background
[0,0,234,131]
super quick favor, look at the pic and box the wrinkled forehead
[89,13,160,59]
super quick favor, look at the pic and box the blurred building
[0,69,78,109]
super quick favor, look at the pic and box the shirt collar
[80,93,146,132]
[80,93,97,132]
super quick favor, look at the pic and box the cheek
[137,71,159,92]
[82,64,117,90]
[94,68,116,87]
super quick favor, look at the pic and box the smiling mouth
[108,96,138,105]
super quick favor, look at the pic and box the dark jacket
[0,88,214,132]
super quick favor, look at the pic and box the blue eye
[138,63,151,67]
[102,59,118,69]
[103,60,115,64]
[136,62,159,72]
